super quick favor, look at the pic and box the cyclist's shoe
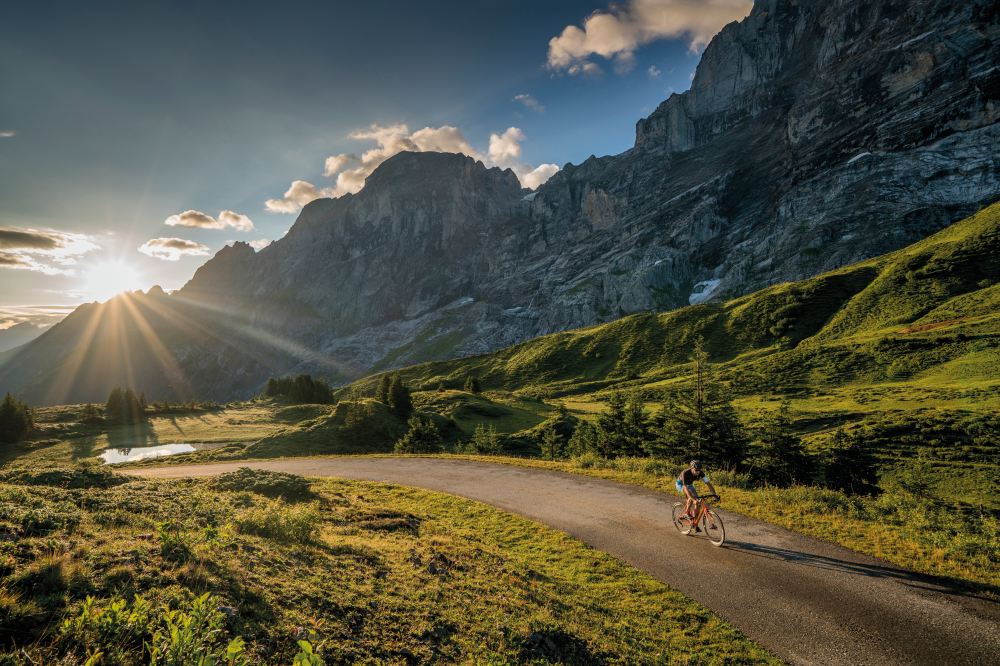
[693,525,702,533]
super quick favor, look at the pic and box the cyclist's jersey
[679,468,708,486]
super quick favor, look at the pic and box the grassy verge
[0,466,775,664]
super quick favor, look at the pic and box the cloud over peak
[0,131,15,138]
[267,123,561,214]
[165,209,255,232]
[513,94,544,113]
[547,0,752,75]
[138,237,211,261]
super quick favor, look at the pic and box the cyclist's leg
[683,485,699,519]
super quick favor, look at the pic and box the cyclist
[674,460,718,532]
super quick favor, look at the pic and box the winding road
[127,457,1000,665]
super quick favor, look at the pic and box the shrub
[0,465,125,489]
[60,593,248,665]
[234,504,320,544]
[467,423,501,454]
[210,468,314,502]
[0,393,33,443]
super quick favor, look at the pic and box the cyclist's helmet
[690,460,702,470]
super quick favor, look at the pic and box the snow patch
[846,152,873,165]
[522,192,538,202]
[445,296,475,309]
[688,279,721,305]
[892,30,934,50]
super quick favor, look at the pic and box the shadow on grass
[725,540,1000,603]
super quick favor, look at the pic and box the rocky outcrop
[2,0,998,404]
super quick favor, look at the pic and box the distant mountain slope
[2,0,998,404]
[361,201,1000,403]
[0,323,44,353]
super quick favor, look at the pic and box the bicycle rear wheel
[671,503,692,535]
[702,510,725,546]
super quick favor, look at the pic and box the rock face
[2,0,999,403]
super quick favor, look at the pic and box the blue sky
[0,0,750,324]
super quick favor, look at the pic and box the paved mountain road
[127,457,1000,665]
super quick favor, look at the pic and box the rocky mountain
[2,0,998,404]
[0,323,44,353]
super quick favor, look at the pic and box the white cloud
[264,180,336,214]
[521,164,561,190]
[513,94,545,113]
[268,122,563,213]
[164,209,255,232]
[249,239,272,251]
[323,153,357,178]
[138,237,211,261]
[548,0,752,74]
[648,65,662,78]
[488,127,524,167]
[0,226,99,274]
[0,131,14,138]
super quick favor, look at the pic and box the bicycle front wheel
[703,510,725,546]
[671,503,692,535]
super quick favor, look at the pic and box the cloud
[513,93,545,113]
[264,180,336,214]
[249,239,272,251]
[547,0,752,74]
[648,65,662,78]
[138,237,211,261]
[488,127,524,167]
[0,131,14,138]
[521,164,561,189]
[268,122,563,213]
[0,226,99,274]
[164,209,255,232]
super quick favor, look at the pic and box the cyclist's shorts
[674,479,688,495]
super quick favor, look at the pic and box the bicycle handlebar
[699,494,720,501]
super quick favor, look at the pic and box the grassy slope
[0,468,774,664]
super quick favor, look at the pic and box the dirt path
[127,457,1000,665]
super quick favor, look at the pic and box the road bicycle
[671,493,725,546]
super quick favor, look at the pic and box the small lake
[100,443,197,464]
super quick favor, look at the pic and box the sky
[0,0,752,329]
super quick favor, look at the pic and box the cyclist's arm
[704,480,718,497]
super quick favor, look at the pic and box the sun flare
[82,261,145,302]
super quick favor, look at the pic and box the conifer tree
[540,424,564,460]
[0,393,33,443]
[566,421,597,457]
[464,375,482,394]
[623,394,650,457]
[747,401,813,486]
[823,428,879,495]
[387,374,413,418]
[596,392,629,458]
[394,416,443,453]
[648,338,747,467]
[376,374,392,404]
[469,423,501,454]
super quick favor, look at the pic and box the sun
[82,261,145,302]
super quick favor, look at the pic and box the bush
[266,375,334,404]
[59,593,248,665]
[0,465,125,489]
[234,504,320,544]
[210,468,314,502]
[467,423,501,454]
[0,393,33,443]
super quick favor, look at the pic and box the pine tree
[540,424,564,460]
[596,392,629,458]
[387,374,413,418]
[823,428,879,495]
[376,374,392,404]
[623,394,650,457]
[104,387,145,424]
[0,393,33,444]
[464,376,482,394]
[648,338,747,467]
[747,401,813,486]
[394,416,443,453]
[471,423,502,454]
[566,421,597,457]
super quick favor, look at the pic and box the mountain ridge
[1,0,998,404]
